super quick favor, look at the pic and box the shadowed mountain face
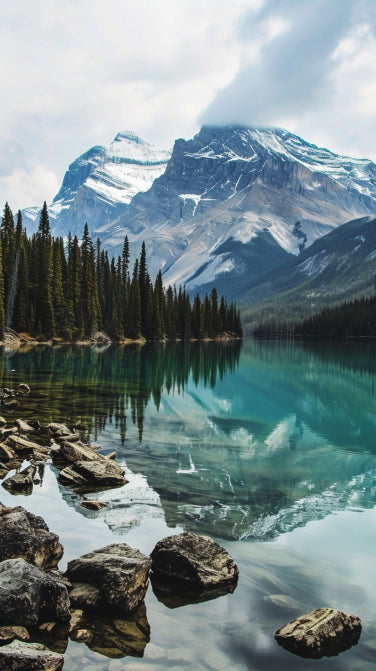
[22,126,376,299]
[240,215,376,326]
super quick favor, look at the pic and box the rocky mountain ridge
[22,125,376,299]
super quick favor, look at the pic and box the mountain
[240,214,376,328]
[22,130,171,236]
[23,125,376,298]
[94,125,376,292]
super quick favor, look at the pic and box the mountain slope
[240,215,376,328]
[101,126,376,288]
[23,131,171,236]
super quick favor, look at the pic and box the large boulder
[274,607,362,658]
[0,504,63,568]
[150,531,239,591]
[0,640,64,671]
[0,558,71,628]
[66,543,151,613]
[59,460,127,491]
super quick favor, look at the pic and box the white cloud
[1,0,376,210]
[0,161,59,214]
[0,0,258,209]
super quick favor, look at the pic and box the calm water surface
[1,339,376,670]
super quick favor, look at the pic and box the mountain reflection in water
[2,339,376,545]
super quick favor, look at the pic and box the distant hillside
[240,215,376,331]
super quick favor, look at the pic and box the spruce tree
[81,223,101,336]
[36,202,55,338]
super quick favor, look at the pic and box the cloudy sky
[1,0,376,211]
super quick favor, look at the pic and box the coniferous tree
[1,202,17,327]
[67,234,82,336]
[13,221,29,333]
[0,232,5,339]
[36,202,55,338]
[128,258,141,338]
[52,238,67,336]
[81,223,101,336]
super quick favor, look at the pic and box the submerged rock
[0,640,64,671]
[150,531,239,590]
[0,625,30,644]
[151,573,237,608]
[0,443,16,461]
[2,465,36,494]
[0,504,64,568]
[69,602,150,658]
[274,607,362,658]
[80,500,106,510]
[66,543,152,613]
[0,558,70,628]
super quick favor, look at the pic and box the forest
[294,296,376,337]
[0,202,242,342]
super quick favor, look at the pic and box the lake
[1,339,376,670]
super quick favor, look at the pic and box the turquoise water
[1,339,376,669]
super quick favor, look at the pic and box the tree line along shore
[0,202,242,343]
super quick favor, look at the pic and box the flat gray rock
[150,531,239,590]
[59,459,127,491]
[0,640,64,671]
[66,543,151,613]
[274,607,362,658]
[0,558,70,628]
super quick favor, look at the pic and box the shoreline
[0,331,243,349]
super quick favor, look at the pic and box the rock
[0,418,6,427]
[59,460,127,491]
[0,558,71,627]
[0,625,30,644]
[47,423,72,438]
[151,574,237,608]
[0,504,64,568]
[17,384,31,395]
[150,531,239,590]
[0,464,9,479]
[0,640,64,670]
[55,441,105,463]
[2,399,20,410]
[54,433,81,443]
[274,607,362,658]
[69,602,150,659]
[2,465,36,494]
[15,419,36,433]
[66,543,152,613]
[0,443,16,461]
[69,582,100,609]
[5,434,44,454]
[80,500,106,510]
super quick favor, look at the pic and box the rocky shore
[0,383,363,668]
